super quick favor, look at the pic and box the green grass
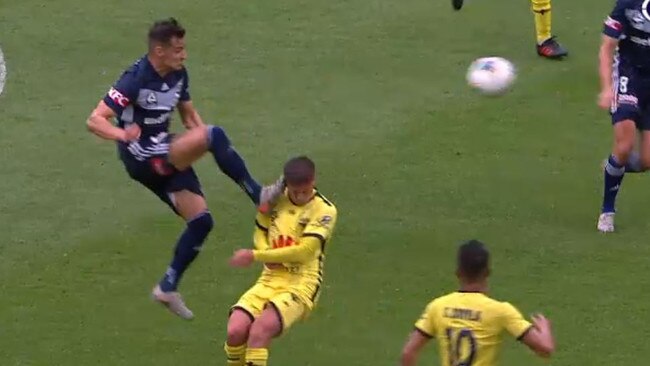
[1,0,649,364]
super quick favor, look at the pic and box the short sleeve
[103,70,140,115]
[414,300,437,338]
[255,211,271,231]
[500,302,533,340]
[603,0,628,39]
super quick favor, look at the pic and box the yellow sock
[224,343,247,366]
[531,0,552,44]
[245,348,269,366]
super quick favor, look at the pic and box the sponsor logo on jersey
[315,215,333,228]
[605,16,622,31]
[618,94,639,105]
[149,132,169,144]
[146,92,158,105]
[108,87,129,107]
[626,9,650,32]
[643,0,650,21]
[272,235,297,248]
[144,112,171,125]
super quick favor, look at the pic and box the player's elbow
[86,115,100,133]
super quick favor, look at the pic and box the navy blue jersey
[604,0,650,70]
[103,56,190,137]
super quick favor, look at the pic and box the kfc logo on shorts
[108,87,129,107]
[618,94,639,106]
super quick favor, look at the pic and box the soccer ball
[466,57,516,95]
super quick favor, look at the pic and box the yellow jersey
[252,190,338,307]
[414,291,532,366]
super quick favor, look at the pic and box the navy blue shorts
[611,62,650,130]
[117,133,204,214]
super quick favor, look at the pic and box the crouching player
[225,156,338,366]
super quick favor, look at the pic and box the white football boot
[258,175,286,214]
[597,212,615,233]
[151,285,194,320]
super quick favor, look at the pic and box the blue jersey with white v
[103,55,190,137]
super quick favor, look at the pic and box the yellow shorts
[231,282,311,332]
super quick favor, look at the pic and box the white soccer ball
[466,57,516,95]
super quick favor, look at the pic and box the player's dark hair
[148,17,185,48]
[284,156,316,185]
[457,240,490,281]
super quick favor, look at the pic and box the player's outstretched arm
[253,235,321,263]
[87,100,139,142]
[520,314,555,358]
[178,100,204,129]
[400,330,430,366]
[229,236,321,267]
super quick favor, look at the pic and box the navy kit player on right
[598,0,650,232]
[86,18,284,319]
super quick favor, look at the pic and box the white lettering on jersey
[630,35,650,46]
[108,87,129,107]
[0,44,6,96]
[144,112,171,125]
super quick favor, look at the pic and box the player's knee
[614,144,634,163]
[192,211,214,233]
[207,125,232,152]
[227,322,250,345]
[248,317,280,342]
[185,211,213,252]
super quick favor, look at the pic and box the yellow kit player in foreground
[400,240,555,366]
[225,156,338,366]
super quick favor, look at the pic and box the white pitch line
[0,45,6,96]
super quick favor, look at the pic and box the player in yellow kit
[224,156,337,366]
[452,0,568,59]
[400,240,555,366]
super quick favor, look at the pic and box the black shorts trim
[230,306,255,323]
[265,302,285,337]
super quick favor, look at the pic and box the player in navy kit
[86,18,284,319]
[598,0,650,232]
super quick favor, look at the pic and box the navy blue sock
[159,212,214,292]
[602,155,625,213]
[624,151,645,173]
[207,125,261,204]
